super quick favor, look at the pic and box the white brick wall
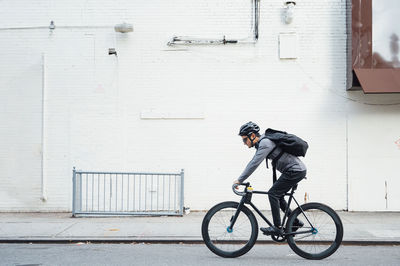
[1,0,400,212]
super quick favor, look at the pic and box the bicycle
[201,182,343,260]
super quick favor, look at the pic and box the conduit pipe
[168,0,260,46]
[41,53,47,202]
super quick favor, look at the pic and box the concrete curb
[1,238,399,245]
[2,212,400,246]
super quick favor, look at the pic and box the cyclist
[234,121,307,236]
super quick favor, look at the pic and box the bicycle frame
[229,185,315,237]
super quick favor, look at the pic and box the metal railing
[72,168,184,217]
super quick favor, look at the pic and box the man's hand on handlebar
[232,182,251,196]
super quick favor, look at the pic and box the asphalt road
[1,243,399,266]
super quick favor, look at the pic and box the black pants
[268,170,306,227]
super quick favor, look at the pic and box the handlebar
[232,182,251,196]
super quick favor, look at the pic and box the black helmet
[238,121,260,136]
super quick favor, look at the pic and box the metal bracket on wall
[167,0,260,46]
[168,35,239,46]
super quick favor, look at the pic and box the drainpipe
[41,53,47,202]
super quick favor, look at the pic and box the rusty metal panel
[352,0,372,69]
[354,69,400,93]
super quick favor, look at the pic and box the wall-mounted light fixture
[114,22,133,33]
[108,48,117,56]
[49,21,55,30]
[284,1,296,24]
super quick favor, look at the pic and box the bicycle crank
[271,234,286,242]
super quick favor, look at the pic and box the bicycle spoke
[293,233,313,240]
[203,204,257,258]
[286,203,343,260]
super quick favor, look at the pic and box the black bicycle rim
[201,201,258,258]
[286,202,343,260]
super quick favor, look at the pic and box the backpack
[262,128,308,183]
[264,128,308,157]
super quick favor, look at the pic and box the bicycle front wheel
[201,201,258,258]
[286,202,343,260]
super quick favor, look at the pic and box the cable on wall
[168,0,260,46]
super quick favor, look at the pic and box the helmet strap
[248,134,256,147]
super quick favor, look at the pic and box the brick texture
[1,0,400,211]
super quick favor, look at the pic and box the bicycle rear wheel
[286,202,343,260]
[201,201,258,258]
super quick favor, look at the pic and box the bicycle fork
[227,197,247,232]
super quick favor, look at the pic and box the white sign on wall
[279,33,298,59]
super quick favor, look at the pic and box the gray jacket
[238,135,306,183]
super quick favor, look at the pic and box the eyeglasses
[242,137,248,144]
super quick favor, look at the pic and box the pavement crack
[53,222,80,237]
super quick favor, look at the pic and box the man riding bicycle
[233,121,307,236]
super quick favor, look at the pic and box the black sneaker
[260,226,282,236]
[292,220,304,232]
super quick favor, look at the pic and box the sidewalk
[0,211,399,244]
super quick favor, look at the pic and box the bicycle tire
[201,201,258,258]
[286,202,343,260]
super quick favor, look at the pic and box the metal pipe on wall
[41,53,47,202]
[168,0,260,46]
